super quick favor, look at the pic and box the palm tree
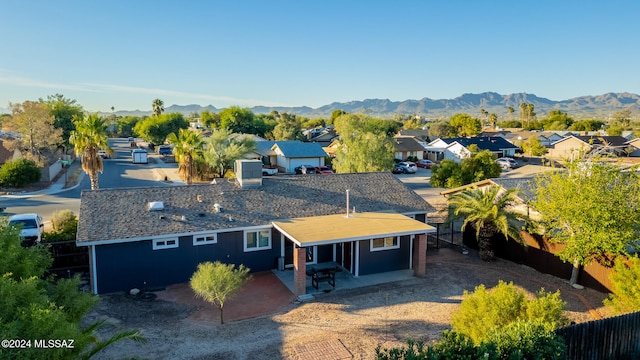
[519,103,527,127]
[69,113,110,190]
[167,128,203,185]
[507,106,515,121]
[152,98,164,117]
[447,186,530,261]
[489,113,498,129]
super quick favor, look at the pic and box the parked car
[496,157,519,170]
[314,166,334,174]
[98,149,110,159]
[157,145,172,155]
[394,161,417,174]
[8,213,44,246]
[294,165,316,174]
[262,167,278,176]
[416,159,434,169]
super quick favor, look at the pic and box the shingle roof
[273,141,327,157]
[254,140,276,156]
[572,135,629,147]
[441,136,519,151]
[77,172,434,244]
[394,136,426,152]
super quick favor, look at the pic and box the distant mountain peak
[96,92,639,120]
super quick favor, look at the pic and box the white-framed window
[244,229,271,252]
[153,238,179,250]
[306,246,317,265]
[370,236,399,251]
[193,233,217,246]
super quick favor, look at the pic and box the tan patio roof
[272,211,436,247]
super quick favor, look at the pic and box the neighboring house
[425,136,519,163]
[252,140,276,165]
[626,138,640,157]
[76,162,436,296]
[547,135,631,159]
[323,139,341,158]
[397,129,431,145]
[306,128,339,147]
[271,141,328,173]
[394,136,425,161]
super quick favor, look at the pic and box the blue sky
[1,1,639,113]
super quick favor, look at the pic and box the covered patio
[272,211,436,296]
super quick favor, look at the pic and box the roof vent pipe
[345,189,350,218]
[214,203,221,213]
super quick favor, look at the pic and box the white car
[8,213,44,246]
[394,161,417,174]
[496,157,519,169]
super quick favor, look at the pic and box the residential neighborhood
[3,2,640,358]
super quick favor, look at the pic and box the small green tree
[202,128,256,178]
[604,255,640,314]
[451,281,568,345]
[532,161,640,285]
[430,160,464,188]
[0,158,41,187]
[521,136,548,156]
[190,261,251,324]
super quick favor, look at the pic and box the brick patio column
[413,234,427,277]
[293,245,307,296]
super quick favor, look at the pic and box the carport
[272,211,436,296]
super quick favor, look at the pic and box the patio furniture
[306,261,341,290]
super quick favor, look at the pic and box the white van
[132,149,148,164]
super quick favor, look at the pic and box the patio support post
[293,245,307,296]
[413,234,427,277]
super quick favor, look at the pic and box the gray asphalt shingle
[77,172,434,244]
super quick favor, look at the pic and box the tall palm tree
[519,103,527,127]
[507,106,515,121]
[167,128,203,185]
[152,98,164,117]
[447,186,530,261]
[69,113,110,190]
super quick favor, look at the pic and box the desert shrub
[51,209,77,232]
[376,333,499,360]
[604,255,640,314]
[490,320,566,359]
[0,158,41,187]
[42,210,78,242]
[451,281,567,344]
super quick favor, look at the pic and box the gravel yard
[88,247,611,360]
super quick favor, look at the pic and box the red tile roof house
[76,160,435,296]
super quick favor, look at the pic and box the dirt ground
[87,247,612,360]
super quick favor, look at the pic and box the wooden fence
[556,311,640,360]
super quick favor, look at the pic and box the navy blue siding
[357,235,411,276]
[95,229,281,294]
[415,213,426,223]
[316,244,334,263]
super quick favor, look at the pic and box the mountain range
[4,92,640,120]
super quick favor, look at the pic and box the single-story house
[626,138,640,157]
[394,136,426,161]
[253,140,327,173]
[425,136,519,163]
[305,128,339,147]
[547,135,631,159]
[76,161,436,296]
